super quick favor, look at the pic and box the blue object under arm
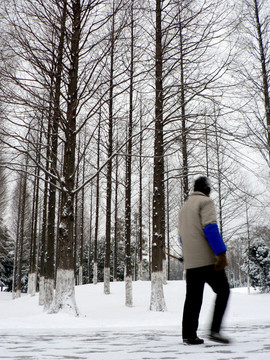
[203,223,227,255]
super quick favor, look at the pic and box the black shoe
[209,332,230,344]
[183,337,204,345]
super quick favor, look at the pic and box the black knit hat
[194,176,211,195]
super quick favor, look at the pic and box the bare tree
[2,0,119,313]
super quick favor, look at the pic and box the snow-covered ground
[0,280,269,359]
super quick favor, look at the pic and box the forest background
[0,0,270,314]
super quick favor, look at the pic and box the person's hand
[215,252,228,271]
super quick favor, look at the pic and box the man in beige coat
[178,176,230,345]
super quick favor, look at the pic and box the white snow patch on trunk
[49,269,79,316]
[78,266,83,286]
[138,261,143,281]
[163,259,167,285]
[28,273,36,296]
[12,289,21,299]
[150,271,167,312]
[125,275,133,307]
[39,276,45,305]
[93,262,98,285]
[44,278,54,311]
[104,267,110,295]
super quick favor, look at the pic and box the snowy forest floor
[0,326,270,360]
[0,281,269,359]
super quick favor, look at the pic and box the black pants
[182,265,230,339]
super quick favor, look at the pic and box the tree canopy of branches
[0,0,269,313]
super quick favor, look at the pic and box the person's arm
[201,199,228,271]
[203,223,226,255]
[203,223,228,271]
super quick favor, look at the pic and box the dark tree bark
[78,134,86,285]
[28,139,41,296]
[124,0,135,307]
[50,0,80,315]
[113,149,119,283]
[138,112,143,280]
[39,106,51,305]
[104,1,116,295]
[179,18,189,200]
[45,0,67,311]
[14,156,29,298]
[93,111,101,285]
[150,0,166,312]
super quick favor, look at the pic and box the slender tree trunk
[166,161,170,281]
[104,2,116,295]
[205,117,209,177]
[179,15,189,200]
[79,136,86,286]
[214,118,223,237]
[88,184,93,283]
[113,150,119,282]
[93,112,101,285]
[150,0,166,312]
[125,0,134,307]
[148,179,152,280]
[138,114,143,280]
[39,175,48,305]
[28,158,40,296]
[17,158,28,298]
[73,144,80,283]
[12,175,23,299]
[39,109,51,305]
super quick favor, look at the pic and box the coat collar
[191,191,207,197]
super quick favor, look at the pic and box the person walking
[178,176,230,345]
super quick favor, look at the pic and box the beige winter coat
[178,191,217,270]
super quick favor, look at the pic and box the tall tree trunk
[79,135,86,286]
[150,0,166,312]
[205,117,209,177]
[104,2,116,295]
[148,179,152,280]
[50,0,80,315]
[179,14,189,200]
[113,149,119,282]
[28,156,40,296]
[16,157,28,298]
[253,0,270,161]
[138,113,143,280]
[125,0,134,307]
[45,0,67,311]
[73,143,80,283]
[166,160,170,281]
[12,175,23,299]
[93,112,101,285]
[214,117,223,237]
[39,173,48,305]
[39,107,51,306]
[88,184,93,283]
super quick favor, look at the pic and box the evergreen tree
[242,236,270,293]
[0,220,13,291]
